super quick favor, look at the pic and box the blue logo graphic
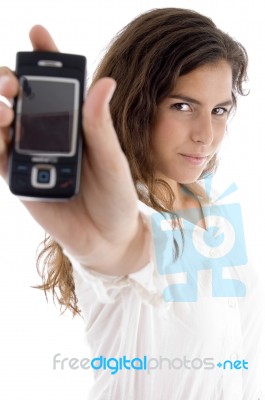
[216,359,248,370]
[150,176,247,302]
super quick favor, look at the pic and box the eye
[171,103,191,111]
[212,107,228,116]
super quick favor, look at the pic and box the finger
[83,78,120,161]
[29,25,59,52]
[0,101,14,127]
[0,67,19,98]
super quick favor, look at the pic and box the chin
[156,167,205,185]
[178,178,200,185]
[176,172,204,184]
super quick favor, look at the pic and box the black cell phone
[8,51,86,200]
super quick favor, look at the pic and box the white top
[71,178,265,400]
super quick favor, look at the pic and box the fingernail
[0,94,12,108]
[0,75,11,92]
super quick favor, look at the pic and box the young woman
[0,7,264,400]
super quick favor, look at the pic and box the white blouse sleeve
[68,201,166,307]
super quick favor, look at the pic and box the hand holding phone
[0,25,147,276]
[9,51,86,200]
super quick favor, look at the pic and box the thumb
[29,25,59,52]
[82,77,121,157]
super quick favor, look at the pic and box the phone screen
[15,76,79,156]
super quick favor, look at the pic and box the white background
[0,0,264,399]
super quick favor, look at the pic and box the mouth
[179,153,209,166]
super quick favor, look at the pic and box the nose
[191,113,214,145]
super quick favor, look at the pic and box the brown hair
[35,8,248,316]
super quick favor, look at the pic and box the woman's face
[151,61,233,186]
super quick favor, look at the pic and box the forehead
[171,61,233,101]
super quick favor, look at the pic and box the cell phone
[8,51,86,200]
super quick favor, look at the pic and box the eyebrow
[168,94,233,108]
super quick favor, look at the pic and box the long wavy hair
[35,8,248,316]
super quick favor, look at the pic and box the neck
[155,175,207,211]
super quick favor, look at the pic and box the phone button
[14,162,31,174]
[59,166,76,175]
[59,178,74,190]
[31,165,56,188]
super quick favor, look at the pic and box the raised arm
[0,25,150,276]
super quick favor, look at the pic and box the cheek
[151,116,185,149]
[213,123,227,146]
[151,121,171,151]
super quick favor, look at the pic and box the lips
[179,153,209,165]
